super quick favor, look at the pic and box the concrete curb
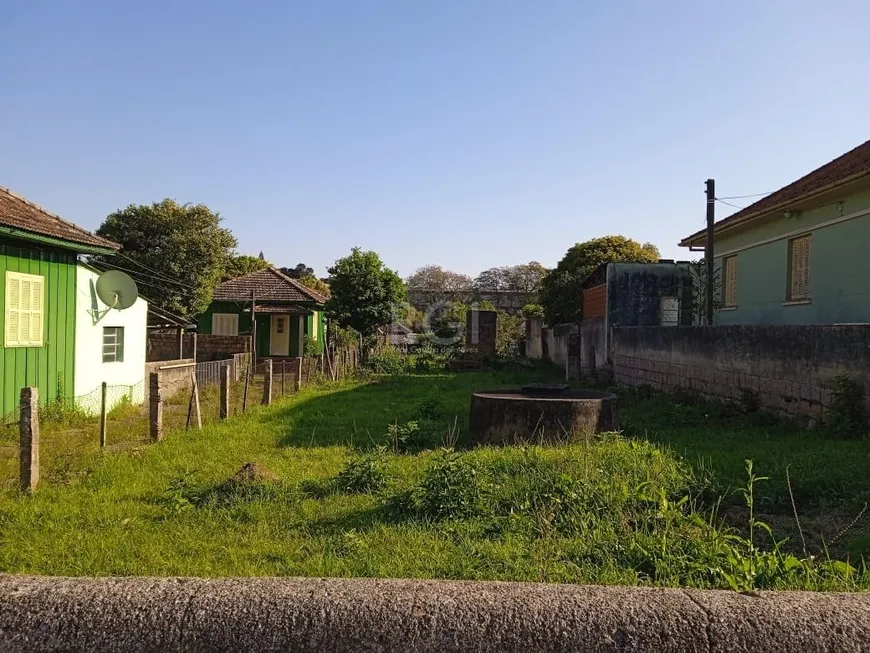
[1,575,869,652]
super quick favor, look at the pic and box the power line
[114,251,192,287]
[715,191,773,200]
[715,198,746,211]
[90,261,190,288]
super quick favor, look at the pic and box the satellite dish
[96,270,139,311]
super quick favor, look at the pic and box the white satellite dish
[95,270,139,314]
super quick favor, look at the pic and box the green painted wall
[713,189,870,325]
[198,301,324,357]
[0,239,76,421]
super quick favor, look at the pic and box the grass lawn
[0,364,867,591]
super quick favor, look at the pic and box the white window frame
[660,296,680,326]
[212,313,239,336]
[102,326,125,363]
[4,271,45,348]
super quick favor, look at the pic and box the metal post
[705,178,715,326]
[99,382,107,448]
[19,387,39,493]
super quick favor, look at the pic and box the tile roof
[213,267,327,304]
[0,185,119,251]
[681,139,870,246]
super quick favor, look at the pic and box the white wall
[74,265,148,413]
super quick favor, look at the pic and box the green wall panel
[715,211,870,325]
[0,239,77,421]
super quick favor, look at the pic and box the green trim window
[787,235,811,301]
[102,327,125,363]
[4,271,45,347]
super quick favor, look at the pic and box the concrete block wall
[143,359,195,404]
[147,333,252,362]
[612,325,870,422]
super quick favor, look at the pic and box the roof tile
[213,268,327,304]
[0,186,119,250]
[681,139,870,245]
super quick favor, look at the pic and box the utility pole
[705,179,715,326]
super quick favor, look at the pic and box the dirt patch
[224,462,278,486]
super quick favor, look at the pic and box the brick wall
[582,284,606,319]
[612,325,870,423]
[147,333,252,362]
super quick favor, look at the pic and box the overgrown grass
[0,367,867,590]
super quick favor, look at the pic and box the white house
[74,263,148,413]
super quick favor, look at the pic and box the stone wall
[549,323,577,369]
[147,333,252,362]
[612,325,870,422]
[143,359,195,403]
[579,316,607,374]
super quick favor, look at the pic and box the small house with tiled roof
[1,185,150,420]
[680,139,870,325]
[198,267,326,358]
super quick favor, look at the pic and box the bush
[827,374,867,438]
[366,347,408,375]
[333,448,390,494]
[391,451,488,521]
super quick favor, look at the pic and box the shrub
[827,374,867,438]
[413,451,488,520]
[366,347,408,375]
[522,304,544,318]
[333,448,390,494]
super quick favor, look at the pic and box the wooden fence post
[282,360,286,395]
[220,364,230,419]
[149,373,163,442]
[99,381,108,448]
[19,387,39,493]
[262,359,273,405]
[242,363,250,412]
[186,370,202,430]
[296,358,303,392]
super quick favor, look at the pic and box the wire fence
[0,346,360,492]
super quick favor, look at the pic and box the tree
[325,248,406,337]
[539,236,660,325]
[222,254,271,281]
[407,265,474,303]
[474,261,548,307]
[281,263,315,279]
[96,199,237,316]
[688,259,722,325]
[299,274,331,298]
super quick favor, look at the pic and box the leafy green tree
[222,254,271,281]
[474,262,548,305]
[325,248,406,337]
[539,236,659,325]
[299,274,331,298]
[407,265,473,303]
[281,263,315,279]
[96,199,237,316]
[496,310,525,356]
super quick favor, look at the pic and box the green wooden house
[680,139,870,325]
[1,186,120,419]
[198,267,327,358]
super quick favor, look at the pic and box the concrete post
[526,317,543,359]
[566,332,581,381]
[19,387,39,493]
[149,373,163,443]
[219,364,230,420]
[262,359,272,406]
[296,358,303,392]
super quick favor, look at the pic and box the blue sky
[3,1,869,278]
